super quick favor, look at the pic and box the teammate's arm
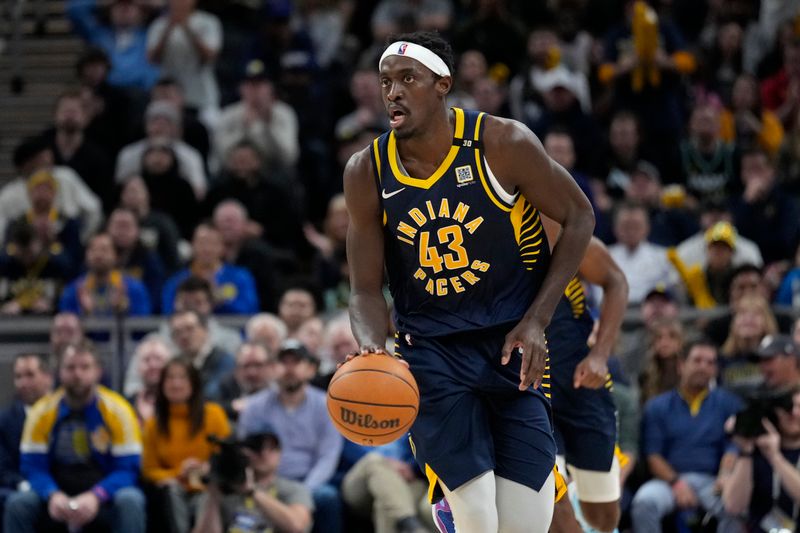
[572,238,629,389]
[343,148,390,351]
[483,117,595,390]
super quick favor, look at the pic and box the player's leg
[549,446,582,533]
[496,472,554,533]
[439,471,498,533]
[568,456,622,533]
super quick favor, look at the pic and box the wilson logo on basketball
[340,407,400,429]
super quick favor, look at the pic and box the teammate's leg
[496,473,554,533]
[550,455,583,533]
[439,471,497,533]
[569,457,622,532]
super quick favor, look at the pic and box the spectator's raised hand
[756,418,782,461]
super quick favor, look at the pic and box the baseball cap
[756,334,799,359]
[705,221,737,249]
[644,284,676,303]
[538,66,578,94]
[277,339,317,363]
[27,170,57,191]
[242,59,270,83]
[241,424,281,449]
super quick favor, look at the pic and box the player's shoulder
[481,114,541,151]
[343,145,376,182]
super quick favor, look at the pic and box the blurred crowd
[1,0,800,531]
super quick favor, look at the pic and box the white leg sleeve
[496,473,555,533]
[440,471,498,533]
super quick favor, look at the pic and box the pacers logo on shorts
[394,199,491,297]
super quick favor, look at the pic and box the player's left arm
[483,116,595,390]
[573,238,629,389]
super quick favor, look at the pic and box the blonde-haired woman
[719,294,778,390]
[639,318,685,405]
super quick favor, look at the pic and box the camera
[733,388,795,438]
[206,436,251,494]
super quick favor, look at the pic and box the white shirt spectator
[146,10,222,116]
[676,232,764,269]
[215,100,299,171]
[0,166,102,242]
[610,241,678,304]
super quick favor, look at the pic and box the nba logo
[398,43,408,54]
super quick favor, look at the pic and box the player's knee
[580,501,620,533]
[550,498,582,533]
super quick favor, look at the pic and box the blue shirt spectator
[59,272,151,316]
[67,0,160,91]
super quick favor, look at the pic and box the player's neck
[395,107,453,165]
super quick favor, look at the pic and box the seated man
[631,339,742,533]
[59,233,152,316]
[0,354,53,507]
[162,223,259,315]
[213,342,279,421]
[193,427,313,533]
[169,309,235,398]
[4,341,145,533]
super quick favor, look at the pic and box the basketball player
[542,226,628,533]
[343,31,595,533]
[431,233,629,533]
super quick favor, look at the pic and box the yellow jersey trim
[473,112,513,212]
[387,108,465,189]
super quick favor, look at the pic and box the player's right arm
[343,147,390,351]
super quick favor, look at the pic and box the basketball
[326,352,419,446]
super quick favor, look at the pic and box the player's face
[379,56,450,139]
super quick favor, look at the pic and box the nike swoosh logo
[381,187,406,199]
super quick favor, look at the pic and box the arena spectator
[277,285,319,337]
[192,428,314,533]
[754,334,800,391]
[719,294,779,392]
[41,89,116,212]
[601,111,653,199]
[720,73,784,157]
[676,200,763,270]
[609,202,678,304]
[631,340,742,533]
[115,100,208,199]
[204,141,304,259]
[638,318,685,406]
[245,313,288,357]
[150,77,211,163]
[0,221,73,316]
[118,176,182,273]
[447,49,484,110]
[238,341,343,533]
[59,233,152,316]
[4,342,145,533]
[370,0,452,43]
[50,312,85,359]
[760,36,800,128]
[334,65,389,143]
[0,136,102,244]
[0,353,53,513]
[169,309,235,398]
[162,223,259,314]
[304,194,350,311]
[142,357,230,533]
[451,0,525,77]
[732,148,800,265]
[723,386,800,532]
[215,59,299,173]
[292,316,325,360]
[312,314,358,390]
[67,0,160,92]
[146,0,223,122]
[125,335,171,422]
[212,200,279,312]
[213,341,278,421]
[698,20,744,104]
[679,103,736,203]
[107,207,166,311]
[137,144,201,239]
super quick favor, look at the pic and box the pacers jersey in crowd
[371,107,551,336]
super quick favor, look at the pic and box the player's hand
[671,479,697,509]
[338,346,409,369]
[502,316,548,391]
[573,351,608,389]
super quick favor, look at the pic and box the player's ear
[435,75,453,97]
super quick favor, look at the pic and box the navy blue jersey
[371,108,551,336]
[549,277,595,361]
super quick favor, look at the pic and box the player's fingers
[573,366,585,389]
[500,337,516,365]
[518,346,533,390]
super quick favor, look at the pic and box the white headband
[379,41,451,77]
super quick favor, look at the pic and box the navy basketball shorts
[395,322,556,502]
[548,325,617,473]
